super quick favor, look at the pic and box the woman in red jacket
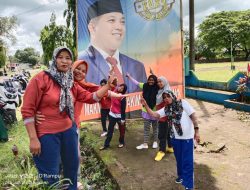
[21,47,116,190]
[72,60,125,129]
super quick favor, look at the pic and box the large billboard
[77,0,184,120]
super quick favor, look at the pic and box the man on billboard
[78,0,147,93]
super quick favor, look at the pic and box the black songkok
[87,0,123,23]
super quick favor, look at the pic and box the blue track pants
[33,123,78,190]
[171,138,194,189]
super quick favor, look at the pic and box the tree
[236,10,250,60]
[198,10,250,60]
[64,0,76,53]
[0,40,6,68]
[40,13,74,65]
[0,51,6,68]
[195,38,216,60]
[0,16,18,68]
[183,30,189,56]
[0,16,18,44]
[8,55,18,63]
[184,30,216,60]
[14,47,40,66]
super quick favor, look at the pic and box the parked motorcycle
[0,99,9,142]
[0,97,15,126]
[12,74,29,93]
[0,81,20,125]
[22,70,31,79]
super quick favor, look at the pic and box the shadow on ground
[81,119,219,190]
[194,163,219,190]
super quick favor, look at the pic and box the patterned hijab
[45,47,75,120]
[163,90,183,136]
[156,76,171,105]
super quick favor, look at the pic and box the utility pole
[231,40,233,70]
[229,29,235,71]
[229,26,235,71]
[189,0,195,71]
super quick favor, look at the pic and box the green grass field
[194,61,249,82]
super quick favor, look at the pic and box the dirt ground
[84,98,250,190]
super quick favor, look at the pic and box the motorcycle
[0,98,14,126]
[0,98,9,142]
[12,74,29,93]
[22,70,31,79]
[0,80,20,125]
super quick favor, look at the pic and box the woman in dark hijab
[126,73,159,150]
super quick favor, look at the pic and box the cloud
[182,0,250,32]
[0,0,40,11]
[0,0,67,55]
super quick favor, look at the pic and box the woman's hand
[109,65,115,75]
[125,72,131,78]
[149,67,154,75]
[190,113,200,143]
[119,120,125,126]
[30,137,41,156]
[108,68,118,88]
[35,111,45,125]
[194,130,200,144]
[120,121,125,126]
[108,77,117,89]
[140,98,147,106]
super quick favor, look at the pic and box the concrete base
[224,99,250,112]
[185,71,250,92]
[185,87,238,104]
[186,86,250,112]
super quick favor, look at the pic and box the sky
[0,0,250,56]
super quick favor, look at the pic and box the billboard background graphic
[77,0,184,120]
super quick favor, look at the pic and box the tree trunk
[245,50,250,61]
[243,46,250,61]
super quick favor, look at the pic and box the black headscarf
[45,47,75,121]
[143,75,158,109]
[163,90,183,136]
[119,83,127,94]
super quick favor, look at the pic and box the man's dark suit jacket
[78,46,147,93]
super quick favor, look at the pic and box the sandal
[118,144,124,148]
[99,146,109,150]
